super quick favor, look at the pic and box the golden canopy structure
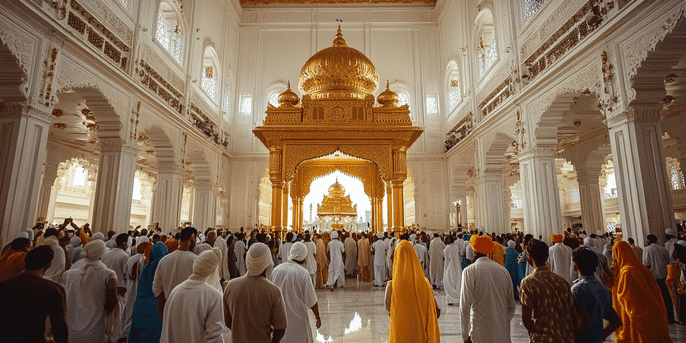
[317,180,358,231]
[253,26,423,236]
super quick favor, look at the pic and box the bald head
[206,230,217,247]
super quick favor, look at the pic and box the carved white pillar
[0,103,52,245]
[193,180,216,231]
[607,107,675,246]
[475,172,505,233]
[576,168,606,234]
[154,165,183,231]
[87,179,97,224]
[91,140,137,234]
[519,148,564,245]
[35,160,60,222]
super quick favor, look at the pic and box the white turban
[246,243,273,277]
[583,237,598,253]
[331,231,339,240]
[69,236,81,247]
[508,240,516,249]
[410,234,417,243]
[596,230,603,236]
[93,232,105,241]
[289,242,308,262]
[191,248,222,280]
[376,232,383,239]
[18,231,29,239]
[24,229,34,242]
[666,228,677,236]
[81,240,107,261]
[678,240,686,247]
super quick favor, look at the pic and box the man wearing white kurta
[303,235,317,286]
[372,233,387,287]
[460,235,515,343]
[326,231,346,290]
[443,236,463,305]
[414,240,429,279]
[234,234,247,276]
[160,248,225,343]
[548,235,573,284]
[344,234,357,277]
[279,232,294,265]
[428,234,446,289]
[153,227,197,316]
[665,228,678,263]
[101,234,130,288]
[42,230,66,282]
[270,242,322,343]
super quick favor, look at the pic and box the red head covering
[470,235,495,255]
[551,234,563,244]
[140,242,154,265]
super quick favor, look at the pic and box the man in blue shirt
[571,247,623,342]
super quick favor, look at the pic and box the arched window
[476,10,498,78]
[268,91,280,107]
[155,2,184,64]
[223,89,231,120]
[445,61,462,113]
[201,47,219,104]
[389,81,415,123]
[265,82,287,110]
[604,171,618,199]
[522,0,547,25]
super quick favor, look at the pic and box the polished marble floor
[308,278,686,342]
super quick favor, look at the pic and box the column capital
[575,168,602,185]
[157,164,184,175]
[0,102,53,124]
[99,139,137,154]
[518,146,556,159]
[606,106,661,128]
[195,180,215,191]
[476,171,502,184]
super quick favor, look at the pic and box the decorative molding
[605,106,662,128]
[520,0,588,61]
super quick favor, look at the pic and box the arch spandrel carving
[283,144,392,181]
[292,160,382,199]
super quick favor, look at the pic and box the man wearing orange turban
[550,234,573,284]
[612,241,673,342]
[387,240,440,342]
[551,234,563,244]
[460,235,515,342]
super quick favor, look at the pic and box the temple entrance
[305,171,370,233]
[253,27,423,237]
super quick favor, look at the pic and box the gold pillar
[370,197,378,233]
[282,183,289,232]
[392,180,404,236]
[298,197,304,231]
[270,181,283,237]
[377,198,384,234]
[385,183,393,233]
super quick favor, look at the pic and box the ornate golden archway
[253,27,423,236]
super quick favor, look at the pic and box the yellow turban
[470,235,494,255]
[551,234,563,244]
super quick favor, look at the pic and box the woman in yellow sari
[314,234,329,288]
[388,240,440,343]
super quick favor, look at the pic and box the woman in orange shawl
[388,240,440,343]
[612,240,673,343]
[314,234,329,288]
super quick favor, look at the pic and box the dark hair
[526,239,549,265]
[256,233,266,243]
[11,238,30,251]
[647,234,658,244]
[153,233,160,240]
[107,231,116,239]
[627,237,635,245]
[180,227,198,242]
[572,247,598,276]
[674,244,686,264]
[116,234,128,247]
[446,236,454,244]
[44,228,58,238]
[285,232,294,242]
[523,234,534,246]
[24,246,54,271]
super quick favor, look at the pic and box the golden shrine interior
[1,0,686,246]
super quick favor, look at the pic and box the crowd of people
[0,217,685,342]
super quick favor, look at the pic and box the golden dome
[298,26,379,100]
[277,81,300,107]
[376,80,399,108]
[328,179,346,197]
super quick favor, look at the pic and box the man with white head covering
[42,228,66,282]
[413,236,429,278]
[344,233,357,278]
[224,243,287,343]
[325,231,346,291]
[443,236,463,305]
[93,232,105,241]
[372,232,387,287]
[665,228,678,263]
[234,233,247,276]
[160,248,225,343]
[66,236,83,264]
[270,242,321,343]
[60,240,120,342]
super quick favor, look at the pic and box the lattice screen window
[522,0,547,25]
[239,95,253,116]
[268,91,280,107]
[223,92,231,120]
[478,38,498,78]
[571,187,580,203]
[426,96,438,115]
[604,172,618,199]
[671,167,681,190]
[201,64,218,103]
[156,3,183,64]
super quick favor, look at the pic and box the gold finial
[386,80,390,90]
[287,80,291,89]
[332,25,347,47]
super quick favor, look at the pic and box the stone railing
[444,111,474,153]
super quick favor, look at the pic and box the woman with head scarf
[314,234,329,288]
[66,236,83,264]
[612,241,673,342]
[443,236,462,306]
[0,238,31,281]
[504,240,520,301]
[120,242,150,341]
[128,242,169,343]
[226,235,240,280]
[60,240,119,342]
[386,240,440,342]
[160,248,225,343]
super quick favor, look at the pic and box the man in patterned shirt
[520,239,578,342]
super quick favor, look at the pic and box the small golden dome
[298,26,379,100]
[376,81,399,108]
[277,81,300,107]
[328,179,346,197]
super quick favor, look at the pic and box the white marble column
[475,172,505,233]
[154,165,184,231]
[576,168,606,234]
[193,180,217,231]
[91,140,137,234]
[608,106,675,246]
[35,160,60,222]
[519,148,564,245]
[0,103,52,245]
